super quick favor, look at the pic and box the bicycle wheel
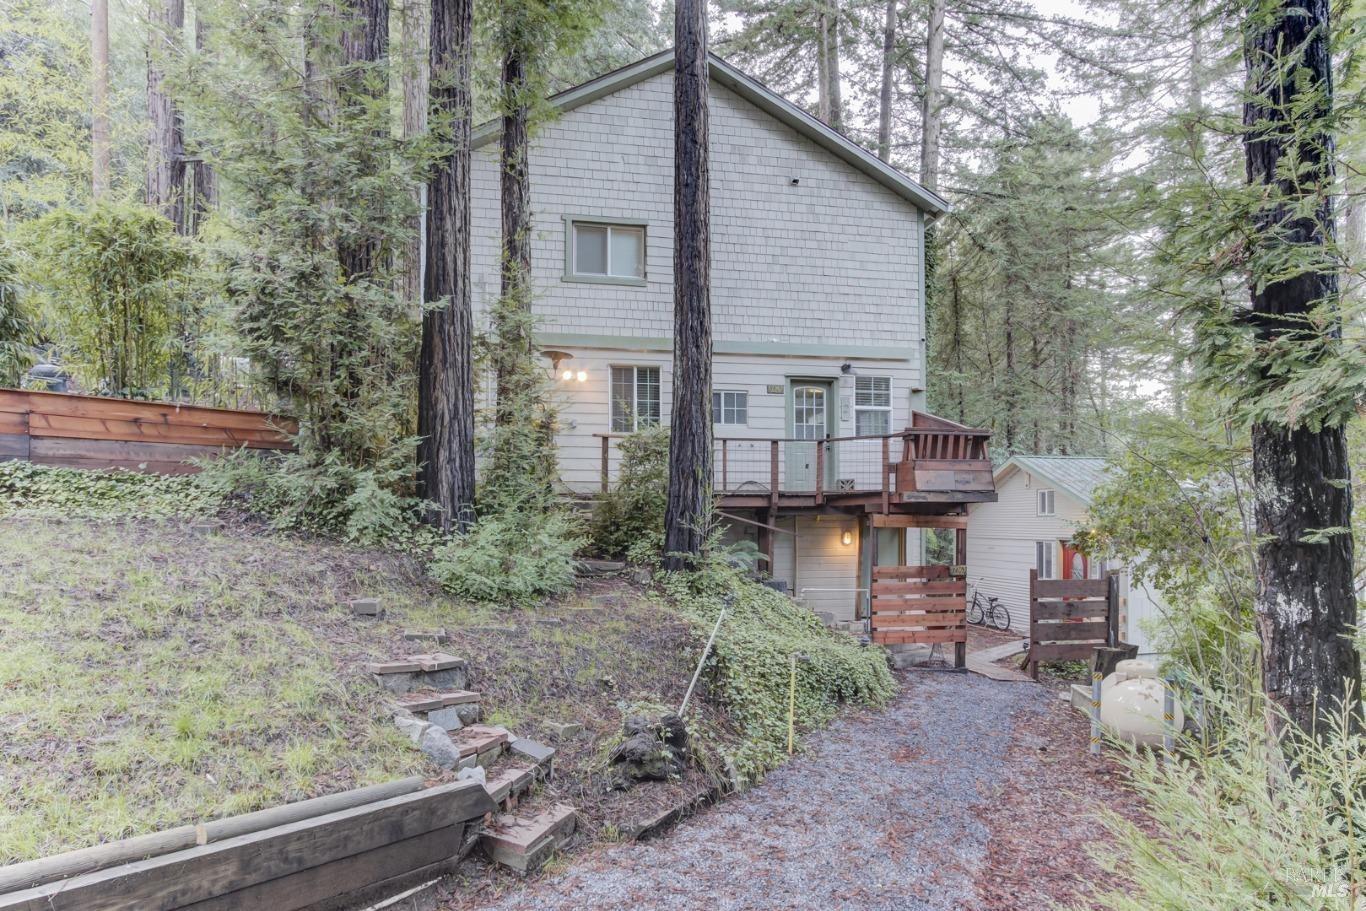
[967,595,985,625]
[991,603,1012,632]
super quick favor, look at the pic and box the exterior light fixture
[841,529,853,546]
[576,370,587,383]
[840,361,855,376]
[542,349,574,377]
[561,369,573,381]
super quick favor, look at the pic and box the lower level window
[1035,541,1055,579]
[611,366,660,432]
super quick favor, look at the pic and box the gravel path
[460,673,1062,911]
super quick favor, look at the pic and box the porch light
[561,369,573,381]
[576,369,587,383]
[841,529,853,546]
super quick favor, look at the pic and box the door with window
[1060,540,1088,580]
[786,380,835,491]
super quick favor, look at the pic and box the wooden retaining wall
[0,389,295,474]
[0,779,495,911]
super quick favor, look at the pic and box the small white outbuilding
[965,455,1168,657]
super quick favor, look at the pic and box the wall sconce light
[576,369,587,383]
[841,529,853,547]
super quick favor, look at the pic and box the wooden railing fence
[1025,571,1119,679]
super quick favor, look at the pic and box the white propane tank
[1099,660,1183,747]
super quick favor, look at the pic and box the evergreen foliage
[22,202,188,396]
[590,424,670,559]
[0,242,32,387]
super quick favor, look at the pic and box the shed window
[1035,541,1055,579]
[610,366,660,432]
[712,390,748,425]
[854,376,891,436]
[572,222,645,280]
[1037,489,1056,516]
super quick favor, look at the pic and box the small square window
[1037,489,1056,516]
[712,390,748,425]
[571,221,645,280]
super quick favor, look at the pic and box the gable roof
[995,456,1109,506]
[471,49,951,219]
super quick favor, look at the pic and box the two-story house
[469,50,996,652]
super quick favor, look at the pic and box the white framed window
[712,390,748,425]
[610,366,660,432]
[1037,489,1056,516]
[569,220,645,281]
[1035,541,1055,579]
[854,376,891,436]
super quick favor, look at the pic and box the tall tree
[337,0,389,283]
[876,0,896,162]
[146,0,186,230]
[417,0,476,531]
[1242,0,1359,739]
[91,0,111,198]
[919,0,945,190]
[662,0,712,570]
[494,38,533,421]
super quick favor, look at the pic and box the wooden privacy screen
[869,564,967,666]
[0,389,294,474]
[1025,570,1119,679]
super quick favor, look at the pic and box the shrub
[660,556,895,783]
[1085,696,1366,911]
[193,449,430,547]
[427,511,584,605]
[0,243,32,387]
[590,424,669,559]
[23,202,189,396]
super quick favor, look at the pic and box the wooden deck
[596,410,996,515]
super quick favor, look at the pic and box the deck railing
[594,413,993,506]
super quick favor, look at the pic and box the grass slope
[0,516,699,863]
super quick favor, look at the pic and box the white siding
[967,469,1172,647]
[966,469,1089,634]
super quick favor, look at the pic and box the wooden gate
[1025,570,1119,679]
[869,564,967,667]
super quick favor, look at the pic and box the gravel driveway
[461,672,1061,911]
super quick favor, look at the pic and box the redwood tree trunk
[417,0,475,531]
[920,0,945,191]
[876,0,896,162]
[663,0,713,571]
[338,0,389,282]
[147,0,186,230]
[495,48,533,411]
[1243,0,1360,739]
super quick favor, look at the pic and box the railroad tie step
[480,804,578,875]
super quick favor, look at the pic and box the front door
[786,380,834,491]
[1060,540,1088,580]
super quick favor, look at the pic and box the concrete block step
[452,725,511,763]
[482,764,538,809]
[367,654,468,695]
[395,690,482,713]
[480,804,578,875]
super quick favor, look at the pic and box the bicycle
[968,588,1012,631]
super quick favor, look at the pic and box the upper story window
[712,390,748,426]
[1037,489,1056,516]
[566,218,646,284]
[610,366,660,432]
[854,376,891,436]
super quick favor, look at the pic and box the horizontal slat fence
[0,389,294,474]
[869,564,967,651]
[1025,570,1119,679]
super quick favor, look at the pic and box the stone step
[452,725,511,765]
[402,627,451,644]
[480,804,578,875]
[508,738,556,769]
[482,764,538,810]
[367,653,468,694]
[395,690,482,713]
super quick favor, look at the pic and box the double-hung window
[854,376,892,435]
[712,390,748,426]
[1037,489,1056,516]
[610,366,660,432]
[1035,541,1056,579]
[568,220,645,282]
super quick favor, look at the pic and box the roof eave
[470,50,951,217]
